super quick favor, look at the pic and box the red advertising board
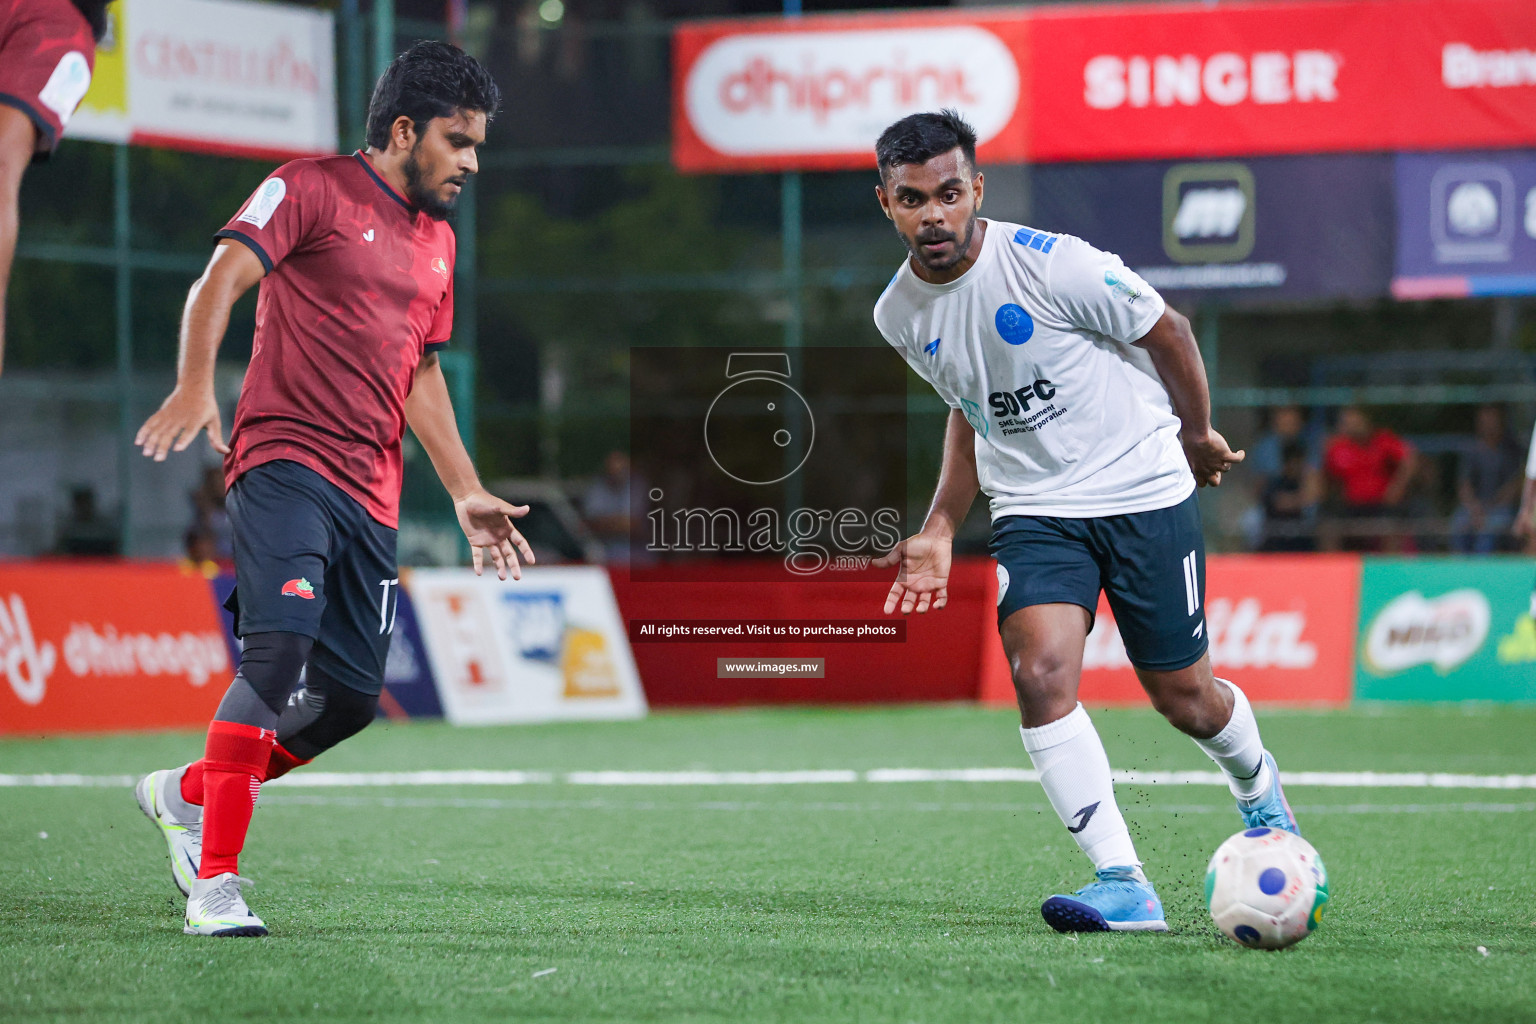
[0,563,231,735]
[673,10,1031,173]
[673,0,1536,171]
[610,558,998,705]
[1029,0,1536,163]
[979,555,1361,707]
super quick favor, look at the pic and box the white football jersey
[874,218,1196,520]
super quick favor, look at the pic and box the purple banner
[1393,150,1536,299]
[1031,154,1395,304]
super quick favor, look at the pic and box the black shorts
[225,460,400,695]
[989,490,1207,672]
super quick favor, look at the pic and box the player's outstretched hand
[135,387,229,462]
[1181,427,1244,487]
[455,490,535,581]
[872,531,952,615]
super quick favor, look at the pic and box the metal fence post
[114,144,133,556]
[782,0,803,513]
[341,0,365,147]
[372,0,395,78]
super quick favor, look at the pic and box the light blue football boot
[1237,751,1301,835]
[1040,866,1169,933]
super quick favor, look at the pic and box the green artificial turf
[2,704,1534,1023]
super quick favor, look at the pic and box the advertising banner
[979,555,1361,706]
[609,559,995,706]
[68,0,337,160]
[1392,150,1536,299]
[674,0,1536,172]
[409,567,647,725]
[1031,154,1394,302]
[1028,0,1536,163]
[672,10,1030,173]
[0,563,231,735]
[1355,558,1536,702]
[378,583,443,719]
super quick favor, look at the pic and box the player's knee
[1010,650,1078,722]
[325,687,378,740]
[300,680,377,751]
[1144,674,1224,736]
[235,631,314,715]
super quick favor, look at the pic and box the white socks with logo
[1020,703,1141,872]
[1192,678,1272,802]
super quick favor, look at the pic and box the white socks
[1192,679,1272,802]
[1020,703,1141,872]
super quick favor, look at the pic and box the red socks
[197,721,275,879]
[264,742,311,782]
[180,741,312,809]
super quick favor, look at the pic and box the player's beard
[903,211,978,272]
[402,145,460,222]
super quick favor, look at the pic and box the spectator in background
[189,465,233,560]
[55,485,118,556]
[180,526,221,578]
[1510,414,1536,557]
[1451,404,1523,553]
[1243,405,1321,549]
[583,450,641,564]
[1259,440,1322,551]
[1323,406,1417,552]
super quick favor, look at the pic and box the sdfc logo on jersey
[431,257,449,278]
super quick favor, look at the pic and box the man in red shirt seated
[1323,406,1418,551]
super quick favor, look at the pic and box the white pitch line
[9,767,1536,792]
[2,768,1536,789]
[563,769,860,786]
[255,794,1536,815]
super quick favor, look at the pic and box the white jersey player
[870,110,1301,934]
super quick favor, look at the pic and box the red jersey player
[131,41,529,937]
[0,0,110,377]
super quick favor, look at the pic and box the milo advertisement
[1356,558,1536,702]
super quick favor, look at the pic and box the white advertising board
[409,567,648,726]
[69,0,337,159]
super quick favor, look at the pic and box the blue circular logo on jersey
[995,303,1034,346]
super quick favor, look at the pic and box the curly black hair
[365,39,501,150]
[69,0,113,42]
[875,109,978,181]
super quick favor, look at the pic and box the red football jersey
[0,0,96,161]
[1324,430,1412,507]
[216,152,456,529]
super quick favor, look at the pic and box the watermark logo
[704,353,815,486]
[632,347,906,581]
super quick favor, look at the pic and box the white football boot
[135,768,201,896]
[184,873,267,937]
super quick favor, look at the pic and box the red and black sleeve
[214,160,329,274]
[0,0,96,162]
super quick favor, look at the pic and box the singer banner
[674,0,1536,172]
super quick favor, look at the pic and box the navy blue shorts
[224,460,400,695]
[989,490,1207,672]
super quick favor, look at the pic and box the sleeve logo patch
[38,52,92,126]
[1105,269,1143,304]
[238,177,288,230]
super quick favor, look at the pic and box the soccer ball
[1205,827,1329,949]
